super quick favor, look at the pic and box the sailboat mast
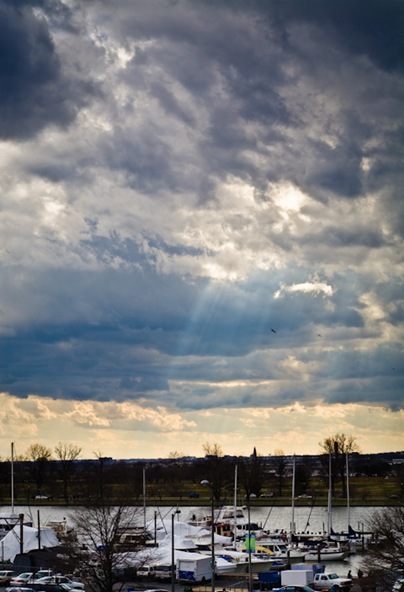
[346,452,350,530]
[233,464,238,545]
[143,468,146,531]
[290,455,296,535]
[11,442,14,513]
[327,452,332,535]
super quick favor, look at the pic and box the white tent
[0,525,59,562]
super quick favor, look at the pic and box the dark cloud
[0,259,383,406]
[267,0,404,73]
[107,0,402,206]
[306,226,386,249]
[102,128,177,194]
[0,0,96,140]
[150,81,196,127]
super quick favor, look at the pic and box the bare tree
[361,506,404,585]
[319,433,360,496]
[54,442,82,503]
[202,442,224,457]
[26,443,53,461]
[25,443,53,494]
[64,504,146,592]
[168,450,184,459]
[201,442,229,501]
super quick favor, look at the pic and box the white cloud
[274,281,334,299]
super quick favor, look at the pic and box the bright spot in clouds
[274,281,334,299]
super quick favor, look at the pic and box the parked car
[34,572,54,580]
[30,580,84,592]
[6,588,36,592]
[0,572,15,586]
[35,577,84,590]
[28,585,83,592]
[9,571,58,587]
[9,574,35,586]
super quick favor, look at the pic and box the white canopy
[0,525,59,561]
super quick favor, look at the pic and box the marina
[0,503,377,581]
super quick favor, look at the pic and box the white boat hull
[304,550,348,561]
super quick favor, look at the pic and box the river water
[1,504,377,578]
[0,503,376,531]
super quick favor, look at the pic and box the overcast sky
[0,0,403,460]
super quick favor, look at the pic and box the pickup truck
[312,572,352,591]
[136,565,155,578]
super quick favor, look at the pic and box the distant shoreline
[2,499,397,508]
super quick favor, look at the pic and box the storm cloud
[0,0,403,457]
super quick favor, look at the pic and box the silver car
[35,577,85,590]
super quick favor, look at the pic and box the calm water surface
[0,503,376,531]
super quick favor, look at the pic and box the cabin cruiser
[252,538,306,563]
[299,541,349,561]
[217,547,286,574]
[188,505,265,540]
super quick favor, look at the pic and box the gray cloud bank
[0,0,97,140]
[0,0,403,414]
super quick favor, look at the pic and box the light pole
[201,480,215,592]
[171,509,181,592]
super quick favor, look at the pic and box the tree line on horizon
[0,434,402,505]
